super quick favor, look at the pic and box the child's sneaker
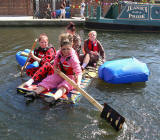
[44,97,56,105]
[24,79,34,87]
[24,91,37,98]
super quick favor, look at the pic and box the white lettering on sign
[127,6,148,13]
[129,14,145,19]
[127,5,148,19]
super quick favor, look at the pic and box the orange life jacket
[57,55,74,75]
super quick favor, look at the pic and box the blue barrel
[16,49,39,69]
[98,58,149,84]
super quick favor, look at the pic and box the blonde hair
[39,33,48,42]
[88,30,97,37]
[59,33,73,47]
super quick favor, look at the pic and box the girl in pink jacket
[25,33,82,104]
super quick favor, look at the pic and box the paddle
[57,71,125,131]
[21,39,38,77]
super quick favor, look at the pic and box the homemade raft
[17,60,103,104]
[98,57,149,84]
[17,59,126,131]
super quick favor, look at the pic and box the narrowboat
[85,1,160,32]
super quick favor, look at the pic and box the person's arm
[84,39,92,54]
[28,48,39,64]
[53,50,60,69]
[97,40,106,62]
[70,52,82,86]
[39,47,56,65]
[76,73,82,86]
[30,52,41,63]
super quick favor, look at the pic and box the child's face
[66,29,73,35]
[61,45,72,57]
[89,32,96,41]
[39,38,48,48]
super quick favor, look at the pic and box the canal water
[0,26,159,140]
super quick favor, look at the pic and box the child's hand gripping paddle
[57,71,125,131]
[21,39,38,77]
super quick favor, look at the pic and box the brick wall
[0,0,33,16]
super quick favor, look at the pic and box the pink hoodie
[54,48,82,76]
[38,48,82,92]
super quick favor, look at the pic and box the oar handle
[23,39,38,68]
[21,39,38,77]
[57,71,103,112]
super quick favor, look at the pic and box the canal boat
[85,1,160,32]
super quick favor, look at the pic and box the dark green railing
[86,5,101,20]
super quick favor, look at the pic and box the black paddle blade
[100,103,125,131]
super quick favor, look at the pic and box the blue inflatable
[16,49,39,69]
[98,58,149,84]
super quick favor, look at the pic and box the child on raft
[25,33,82,104]
[80,30,105,70]
[66,22,82,57]
[22,33,56,86]
[24,23,82,87]
[24,61,55,87]
[21,33,56,76]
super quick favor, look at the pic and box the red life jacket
[87,39,99,52]
[57,55,74,75]
[36,47,56,59]
[37,51,44,58]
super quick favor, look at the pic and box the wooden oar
[21,39,38,77]
[57,71,125,131]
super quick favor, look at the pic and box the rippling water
[0,27,160,140]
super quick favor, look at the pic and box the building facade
[0,0,33,16]
[0,0,69,16]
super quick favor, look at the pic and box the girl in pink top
[25,33,82,104]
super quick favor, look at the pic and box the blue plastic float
[98,58,149,84]
[16,49,39,69]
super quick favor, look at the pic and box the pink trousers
[38,73,76,93]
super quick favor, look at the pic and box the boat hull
[85,20,160,32]
[86,3,160,32]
